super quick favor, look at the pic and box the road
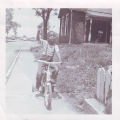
[5,40,78,119]
[6,40,35,72]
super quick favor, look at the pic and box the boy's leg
[51,65,59,94]
[51,65,59,83]
[36,74,42,90]
[51,65,61,98]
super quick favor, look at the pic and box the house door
[74,22,84,43]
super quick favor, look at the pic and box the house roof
[58,8,69,18]
[87,9,112,14]
[86,9,112,19]
[58,8,112,19]
[72,8,112,14]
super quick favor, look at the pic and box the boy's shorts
[40,54,53,62]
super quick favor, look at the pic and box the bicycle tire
[44,83,52,110]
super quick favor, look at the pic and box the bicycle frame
[35,59,61,110]
[36,59,61,86]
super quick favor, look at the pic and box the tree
[33,8,58,40]
[6,8,21,38]
[12,21,21,38]
[6,8,14,36]
[36,22,43,41]
[36,22,51,41]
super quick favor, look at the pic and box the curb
[83,98,105,114]
[6,48,22,84]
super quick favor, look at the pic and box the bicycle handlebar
[35,59,62,65]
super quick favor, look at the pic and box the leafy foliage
[37,22,51,40]
[11,21,21,37]
[6,8,14,35]
[6,8,21,37]
[33,8,58,40]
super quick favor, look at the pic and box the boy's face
[48,39,54,45]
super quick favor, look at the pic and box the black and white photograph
[4,8,112,117]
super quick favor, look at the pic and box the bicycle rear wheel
[44,83,52,110]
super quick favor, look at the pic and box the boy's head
[48,38,55,45]
[48,33,56,45]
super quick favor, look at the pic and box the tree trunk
[43,21,47,40]
[36,29,40,41]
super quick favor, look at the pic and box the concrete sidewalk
[5,46,77,118]
[6,50,38,114]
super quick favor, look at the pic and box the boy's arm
[40,39,48,54]
[32,39,47,48]
[40,39,47,46]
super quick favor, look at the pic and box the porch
[84,10,112,44]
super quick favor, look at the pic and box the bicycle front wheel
[44,83,52,110]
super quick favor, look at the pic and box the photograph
[5,8,112,118]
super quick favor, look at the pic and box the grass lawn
[31,43,112,112]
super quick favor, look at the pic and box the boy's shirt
[41,39,60,57]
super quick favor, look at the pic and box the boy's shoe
[34,88,39,93]
[33,90,40,96]
[33,87,44,97]
[35,92,43,97]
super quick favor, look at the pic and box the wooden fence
[96,65,112,104]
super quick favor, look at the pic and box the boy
[35,36,62,94]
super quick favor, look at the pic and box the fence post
[104,66,112,104]
[97,66,112,105]
[97,67,105,103]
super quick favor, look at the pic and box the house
[58,8,112,44]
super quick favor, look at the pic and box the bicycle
[35,59,61,110]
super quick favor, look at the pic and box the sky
[9,8,60,37]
